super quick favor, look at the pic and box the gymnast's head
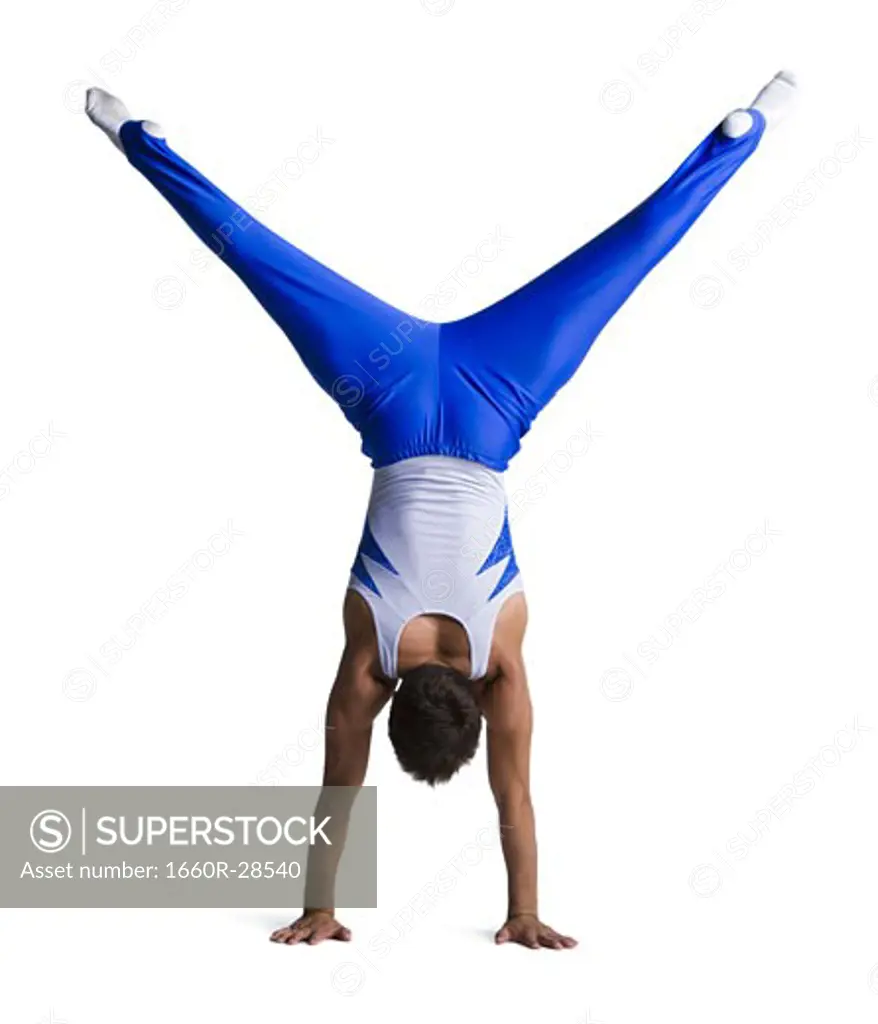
[388,663,482,785]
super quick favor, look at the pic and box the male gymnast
[86,71,796,948]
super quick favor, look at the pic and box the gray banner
[0,786,377,908]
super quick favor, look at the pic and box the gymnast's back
[346,456,524,682]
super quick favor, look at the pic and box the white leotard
[348,456,524,680]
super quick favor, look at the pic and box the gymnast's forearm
[303,685,377,910]
[496,790,539,917]
[302,784,360,912]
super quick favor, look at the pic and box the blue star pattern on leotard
[477,508,520,600]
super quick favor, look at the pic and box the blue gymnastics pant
[120,111,765,472]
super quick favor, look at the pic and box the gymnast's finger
[285,924,311,944]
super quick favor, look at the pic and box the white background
[2,0,877,1021]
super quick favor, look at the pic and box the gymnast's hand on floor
[494,914,577,950]
[270,910,352,945]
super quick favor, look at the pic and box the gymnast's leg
[458,73,798,413]
[85,88,403,408]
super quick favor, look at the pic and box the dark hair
[388,663,482,785]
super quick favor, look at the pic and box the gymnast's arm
[483,655,538,915]
[303,598,391,905]
[481,602,577,948]
[317,592,392,798]
[270,596,389,944]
